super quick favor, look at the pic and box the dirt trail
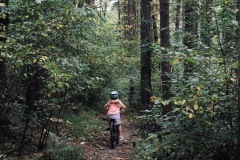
[80,114,137,160]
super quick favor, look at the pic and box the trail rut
[80,114,137,160]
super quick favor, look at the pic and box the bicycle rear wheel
[110,121,115,149]
[115,126,119,144]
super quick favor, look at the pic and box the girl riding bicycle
[104,91,126,141]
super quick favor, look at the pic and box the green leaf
[171,57,180,65]
[231,20,238,26]
[162,100,171,106]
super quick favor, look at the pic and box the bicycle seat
[109,119,116,122]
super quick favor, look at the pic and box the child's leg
[117,124,123,139]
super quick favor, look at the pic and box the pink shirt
[104,99,126,115]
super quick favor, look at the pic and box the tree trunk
[175,0,181,31]
[200,0,213,46]
[86,0,94,6]
[129,79,136,107]
[117,0,121,25]
[0,62,6,103]
[236,0,240,157]
[183,0,197,76]
[0,0,8,102]
[140,0,152,109]
[77,0,94,7]
[130,0,136,39]
[21,65,40,144]
[160,0,171,114]
[0,0,13,139]
[184,0,197,48]
[0,0,8,110]
[123,0,136,40]
[25,67,40,111]
[123,0,128,38]
[152,15,158,43]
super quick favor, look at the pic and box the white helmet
[110,91,119,99]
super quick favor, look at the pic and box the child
[104,91,126,140]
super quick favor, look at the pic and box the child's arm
[104,100,111,110]
[117,100,126,109]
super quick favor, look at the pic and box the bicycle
[109,119,119,149]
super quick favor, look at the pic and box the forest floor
[2,113,138,160]
[78,114,137,160]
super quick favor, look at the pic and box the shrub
[63,110,104,141]
[42,144,83,160]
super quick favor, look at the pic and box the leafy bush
[63,110,104,141]
[133,133,161,160]
[42,144,83,160]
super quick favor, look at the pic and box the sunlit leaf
[232,20,239,26]
[162,100,171,106]
[194,101,198,110]
[41,33,48,37]
[224,0,229,4]
[196,86,201,91]
[205,121,212,125]
[0,3,5,7]
[181,99,186,105]
[188,113,193,119]
[171,57,179,65]
[66,120,73,125]
[151,95,157,102]
[33,59,37,63]
[230,78,236,82]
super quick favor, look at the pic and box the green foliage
[63,110,104,141]
[0,0,136,117]
[134,133,161,160]
[0,0,139,157]
[136,0,238,159]
[42,143,83,160]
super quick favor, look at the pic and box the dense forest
[1,0,240,159]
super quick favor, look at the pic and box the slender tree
[140,0,152,109]
[184,0,197,47]
[183,0,197,76]
[77,0,95,8]
[160,0,171,114]
[175,0,181,31]
[174,0,182,45]
[152,14,158,43]
[0,0,11,138]
[117,0,121,24]
[236,0,240,157]
[0,0,9,108]
[86,0,94,5]
[123,0,136,40]
[200,0,213,46]
[150,0,158,43]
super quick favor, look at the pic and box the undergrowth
[42,143,83,160]
[42,109,104,159]
[63,109,104,142]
